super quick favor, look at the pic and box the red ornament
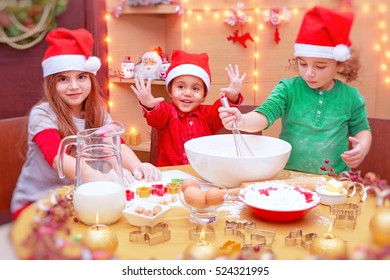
[227,30,254,48]
[274,26,280,44]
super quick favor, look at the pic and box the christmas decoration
[224,2,247,27]
[310,233,348,259]
[0,0,68,49]
[369,188,390,245]
[224,2,253,49]
[227,29,254,48]
[134,49,163,80]
[263,8,291,44]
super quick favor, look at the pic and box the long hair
[42,72,108,139]
[19,72,108,158]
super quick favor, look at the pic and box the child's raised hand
[220,64,246,99]
[341,136,366,168]
[130,77,164,109]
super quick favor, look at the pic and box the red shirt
[142,95,243,167]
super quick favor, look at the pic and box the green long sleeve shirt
[255,76,370,174]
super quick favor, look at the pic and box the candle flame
[199,228,206,241]
[95,213,100,224]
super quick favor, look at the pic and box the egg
[205,187,225,206]
[183,186,206,208]
[181,178,201,192]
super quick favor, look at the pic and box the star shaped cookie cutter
[284,229,317,250]
[224,220,275,250]
[128,223,171,245]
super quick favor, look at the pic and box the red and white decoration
[263,8,291,44]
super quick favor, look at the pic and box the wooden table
[11,165,381,260]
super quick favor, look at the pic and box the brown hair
[42,72,108,139]
[288,47,361,83]
[20,72,108,158]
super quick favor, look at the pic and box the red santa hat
[294,6,354,62]
[165,50,211,92]
[41,28,101,77]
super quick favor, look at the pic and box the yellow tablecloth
[11,165,381,260]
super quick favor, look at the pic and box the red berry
[324,159,329,164]
[320,166,327,171]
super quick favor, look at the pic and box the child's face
[169,75,206,113]
[55,70,91,116]
[297,57,343,90]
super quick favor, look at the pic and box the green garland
[0,0,68,49]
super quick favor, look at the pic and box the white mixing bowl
[184,134,292,188]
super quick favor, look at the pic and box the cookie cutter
[171,178,184,184]
[189,225,215,241]
[285,229,317,250]
[224,220,275,249]
[151,184,166,196]
[126,190,134,201]
[166,182,180,194]
[330,203,360,229]
[136,186,151,198]
[129,223,171,245]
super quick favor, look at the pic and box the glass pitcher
[57,121,126,225]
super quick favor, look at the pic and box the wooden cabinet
[105,1,183,155]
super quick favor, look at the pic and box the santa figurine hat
[165,50,211,92]
[41,28,101,77]
[294,6,354,62]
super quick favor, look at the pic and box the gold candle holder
[82,224,118,253]
[183,240,220,260]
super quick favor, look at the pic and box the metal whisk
[220,96,255,158]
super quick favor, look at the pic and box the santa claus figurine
[159,55,170,80]
[134,51,163,80]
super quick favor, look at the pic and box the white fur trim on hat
[42,54,101,77]
[294,43,351,62]
[165,64,211,91]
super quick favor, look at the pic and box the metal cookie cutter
[129,223,171,245]
[224,220,275,250]
[330,203,361,229]
[285,229,318,250]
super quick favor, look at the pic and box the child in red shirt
[131,50,246,166]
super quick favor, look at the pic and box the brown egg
[181,178,201,192]
[205,187,225,206]
[183,186,206,208]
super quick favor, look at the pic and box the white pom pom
[333,44,350,62]
[85,56,101,73]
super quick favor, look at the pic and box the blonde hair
[288,47,361,83]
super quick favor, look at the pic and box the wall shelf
[109,77,166,85]
[120,4,180,15]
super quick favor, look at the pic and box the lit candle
[126,128,140,146]
[82,224,118,253]
[183,229,219,259]
[183,240,220,260]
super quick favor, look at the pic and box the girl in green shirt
[218,6,372,175]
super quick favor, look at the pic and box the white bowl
[315,186,348,205]
[122,202,170,227]
[184,135,292,188]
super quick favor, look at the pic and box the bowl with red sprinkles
[238,181,320,222]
